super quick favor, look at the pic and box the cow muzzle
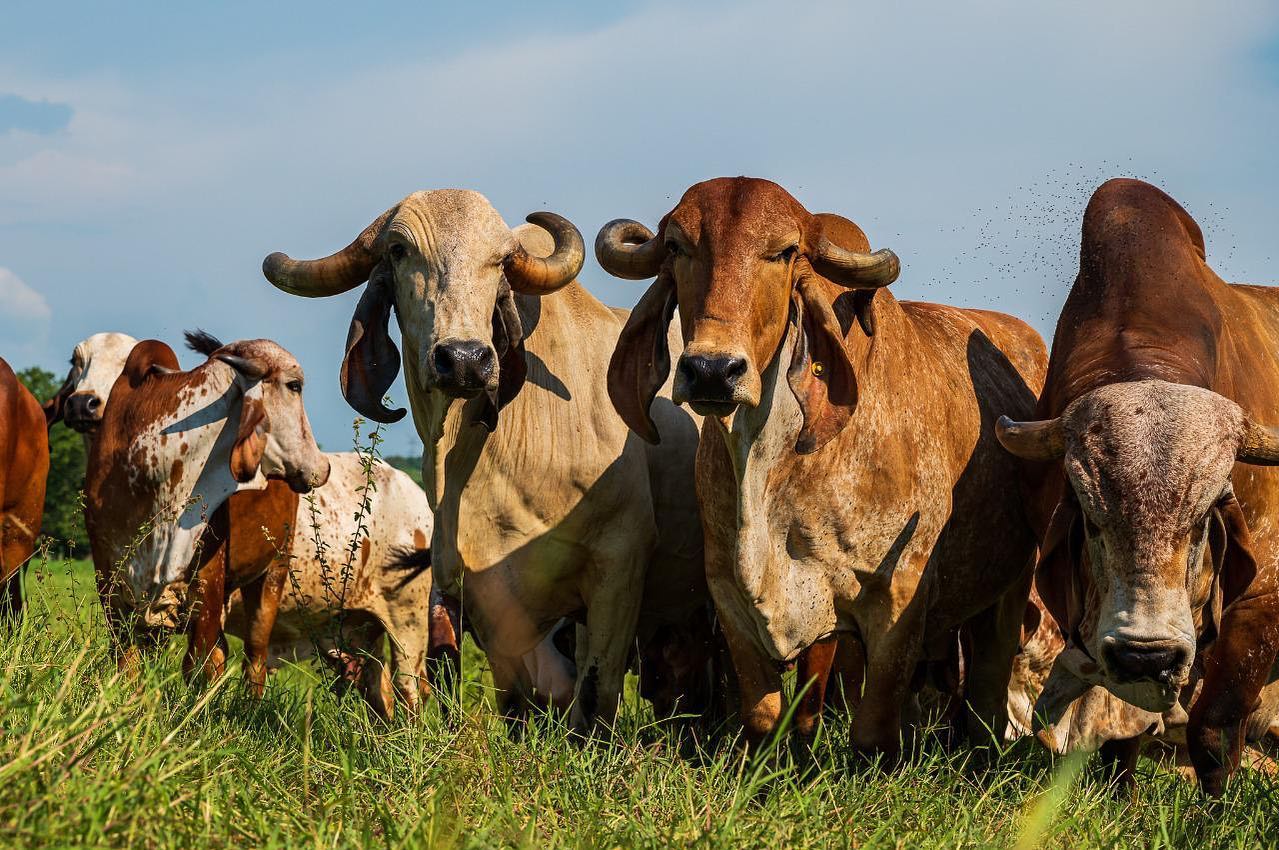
[674,352,752,417]
[65,392,104,432]
[284,456,331,494]
[430,339,496,399]
[1101,634,1192,687]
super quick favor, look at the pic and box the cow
[598,176,1047,757]
[262,190,711,733]
[995,178,1279,795]
[83,336,331,687]
[0,357,49,619]
[62,332,446,716]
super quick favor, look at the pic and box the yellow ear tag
[811,361,824,377]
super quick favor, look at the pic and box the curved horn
[595,219,665,281]
[216,353,269,382]
[811,238,901,289]
[1238,418,1279,465]
[996,415,1066,461]
[503,212,585,296]
[262,206,397,298]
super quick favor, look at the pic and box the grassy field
[2,553,1277,849]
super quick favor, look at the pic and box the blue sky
[3,0,1278,453]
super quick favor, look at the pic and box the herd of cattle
[2,176,1278,797]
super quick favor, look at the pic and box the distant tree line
[382,455,424,488]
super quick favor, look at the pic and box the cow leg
[1188,594,1279,796]
[0,568,21,621]
[489,651,533,734]
[794,637,839,743]
[354,626,395,722]
[183,553,228,684]
[387,618,431,717]
[828,634,865,715]
[719,616,784,749]
[426,591,463,714]
[959,580,1027,746]
[1,501,41,621]
[1097,736,1142,793]
[852,606,926,762]
[237,563,287,698]
[571,571,643,736]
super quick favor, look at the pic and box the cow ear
[787,271,858,454]
[1216,495,1259,610]
[607,269,677,444]
[1035,497,1084,635]
[43,372,74,428]
[229,397,268,483]
[476,280,528,432]
[340,262,405,424]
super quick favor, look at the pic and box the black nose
[677,354,748,402]
[431,340,495,394]
[1103,639,1188,684]
[66,393,102,422]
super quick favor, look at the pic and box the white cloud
[0,267,50,320]
[0,267,51,367]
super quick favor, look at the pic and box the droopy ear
[340,261,406,424]
[476,280,528,432]
[229,397,268,484]
[787,270,858,454]
[1216,495,1259,611]
[43,372,75,428]
[607,268,677,444]
[1035,496,1084,636]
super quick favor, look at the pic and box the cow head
[206,339,332,496]
[997,380,1279,712]
[598,177,898,453]
[45,332,140,433]
[262,190,584,431]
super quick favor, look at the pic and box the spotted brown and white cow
[997,178,1279,794]
[83,336,331,684]
[66,333,450,716]
[600,177,1047,756]
[0,357,49,619]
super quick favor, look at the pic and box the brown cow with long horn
[996,178,1279,795]
[263,190,712,732]
[600,176,1047,756]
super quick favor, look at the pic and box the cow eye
[769,246,797,263]
[389,243,407,262]
[286,380,303,394]
[666,240,685,258]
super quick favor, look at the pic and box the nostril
[87,396,101,411]
[722,357,747,381]
[432,345,456,377]
[678,356,706,385]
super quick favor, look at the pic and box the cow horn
[217,353,269,382]
[262,207,396,298]
[595,219,665,280]
[1238,418,1279,465]
[503,212,584,296]
[811,238,901,289]
[996,415,1066,461]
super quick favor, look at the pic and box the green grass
[3,554,1277,849]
